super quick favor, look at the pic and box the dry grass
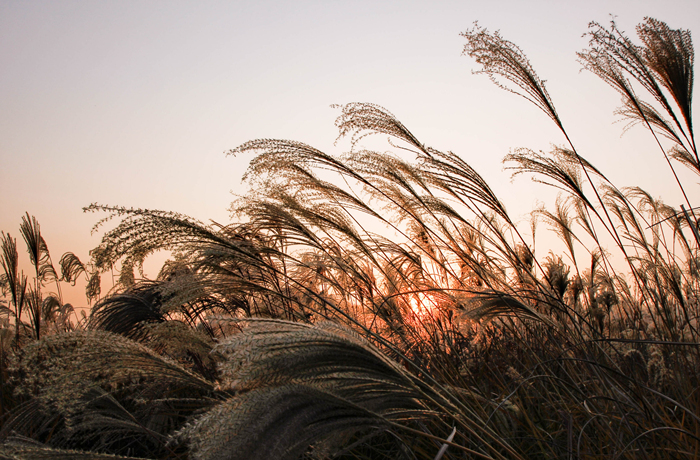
[1,16,699,460]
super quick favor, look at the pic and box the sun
[408,292,437,319]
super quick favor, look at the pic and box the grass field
[1,17,698,459]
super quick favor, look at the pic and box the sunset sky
[2,0,699,307]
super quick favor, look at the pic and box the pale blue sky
[2,0,699,305]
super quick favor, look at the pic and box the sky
[2,0,699,307]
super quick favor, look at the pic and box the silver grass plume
[0,233,28,345]
[57,252,86,286]
[18,214,57,287]
[178,319,464,460]
[535,196,581,268]
[637,18,695,153]
[460,290,555,327]
[461,23,562,130]
[580,18,696,163]
[504,148,596,211]
[333,102,429,155]
[4,330,215,455]
[0,438,150,459]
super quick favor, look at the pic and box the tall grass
[1,16,698,459]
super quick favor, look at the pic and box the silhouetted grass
[1,16,698,460]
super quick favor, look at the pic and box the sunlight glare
[409,292,438,319]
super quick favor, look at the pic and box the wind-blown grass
[1,16,699,460]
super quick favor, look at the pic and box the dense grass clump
[1,17,699,459]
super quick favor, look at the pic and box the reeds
[1,16,699,460]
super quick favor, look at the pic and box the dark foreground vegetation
[1,17,699,459]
